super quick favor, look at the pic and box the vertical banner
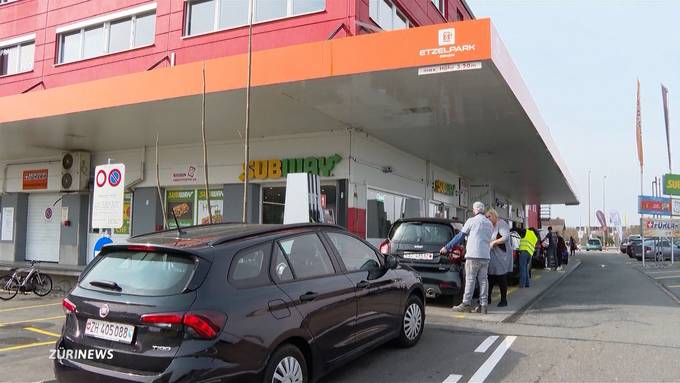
[166,190,195,228]
[662,84,671,171]
[198,189,224,224]
[114,193,132,235]
[636,79,644,168]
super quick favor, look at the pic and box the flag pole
[242,0,254,223]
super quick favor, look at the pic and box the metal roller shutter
[25,194,61,262]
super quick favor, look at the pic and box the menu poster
[197,189,224,225]
[166,190,195,228]
[114,193,133,235]
[1,207,14,241]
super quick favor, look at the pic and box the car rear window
[391,222,454,244]
[588,240,601,245]
[80,250,197,296]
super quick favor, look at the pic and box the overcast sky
[467,0,680,228]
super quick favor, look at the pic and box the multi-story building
[0,0,577,270]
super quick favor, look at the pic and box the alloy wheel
[403,302,423,341]
[272,356,304,383]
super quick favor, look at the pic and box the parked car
[627,238,642,258]
[629,239,655,260]
[54,223,425,383]
[379,218,465,299]
[620,240,629,254]
[585,238,603,251]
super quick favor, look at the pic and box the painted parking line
[654,275,680,280]
[24,326,60,338]
[0,340,54,353]
[666,285,680,288]
[468,336,517,383]
[442,374,462,383]
[0,315,64,327]
[0,302,61,313]
[474,336,499,353]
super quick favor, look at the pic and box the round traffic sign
[108,169,122,187]
[45,207,53,220]
[96,169,107,187]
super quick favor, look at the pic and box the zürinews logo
[420,28,476,58]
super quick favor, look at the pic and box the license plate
[85,319,135,344]
[403,253,434,260]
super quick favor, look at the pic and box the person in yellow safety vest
[518,228,538,288]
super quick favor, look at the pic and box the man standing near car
[440,201,493,314]
[543,226,559,271]
[518,228,538,287]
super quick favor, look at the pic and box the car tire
[263,344,308,383]
[397,294,424,348]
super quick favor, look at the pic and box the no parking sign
[92,164,126,229]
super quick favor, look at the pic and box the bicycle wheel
[0,275,19,300]
[32,273,53,297]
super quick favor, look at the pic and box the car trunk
[386,221,460,268]
[61,248,205,375]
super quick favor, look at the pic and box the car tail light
[645,247,652,253]
[379,240,390,254]
[141,311,226,339]
[439,282,454,289]
[62,297,76,314]
[127,245,159,252]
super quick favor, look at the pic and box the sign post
[92,164,126,230]
[663,174,680,264]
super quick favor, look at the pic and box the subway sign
[433,180,458,196]
[663,173,680,196]
[239,154,341,181]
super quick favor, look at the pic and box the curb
[633,266,680,306]
[502,259,582,323]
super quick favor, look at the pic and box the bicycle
[0,260,53,301]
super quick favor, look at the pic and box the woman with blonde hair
[485,208,513,307]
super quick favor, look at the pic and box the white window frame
[0,33,35,77]
[56,3,157,65]
[183,0,326,38]
[369,0,411,31]
[431,0,446,18]
[0,0,17,5]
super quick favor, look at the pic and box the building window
[185,0,325,37]
[0,35,34,76]
[431,0,446,17]
[366,189,422,245]
[56,4,156,64]
[369,0,410,31]
[262,184,337,224]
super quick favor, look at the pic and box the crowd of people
[439,201,576,315]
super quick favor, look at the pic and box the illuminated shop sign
[239,154,341,181]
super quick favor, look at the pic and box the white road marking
[474,335,499,353]
[469,336,517,383]
[442,374,462,383]
[654,275,680,280]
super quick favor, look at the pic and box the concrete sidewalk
[426,259,582,324]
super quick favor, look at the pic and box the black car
[54,223,425,383]
[379,218,465,298]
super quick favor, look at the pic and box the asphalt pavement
[3,252,680,382]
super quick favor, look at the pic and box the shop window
[431,0,446,17]
[262,184,337,224]
[429,202,450,219]
[165,189,224,228]
[0,37,34,76]
[367,189,421,244]
[57,5,156,64]
[185,0,325,37]
[369,0,411,31]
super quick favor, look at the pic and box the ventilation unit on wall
[61,152,91,192]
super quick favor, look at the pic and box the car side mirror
[384,254,399,270]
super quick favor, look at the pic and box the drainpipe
[124,147,147,191]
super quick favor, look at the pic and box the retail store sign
[419,27,476,59]
[663,173,680,196]
[22,169,48,190]
[433,180,457,197]
[92,164,126,229]
[418,62,481,76]
[638,195,671,216]
[642,218,680,237]
[172,165,198,183]
[239,154,341,181]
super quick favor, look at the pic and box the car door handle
[299,292,319,302]
[356,280,370,289]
